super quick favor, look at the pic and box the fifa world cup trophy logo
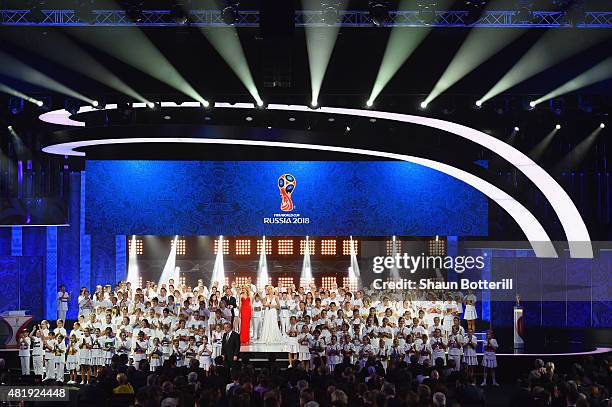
[278,174,296,212]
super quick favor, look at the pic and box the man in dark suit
[221,322,240,371]
[221,288,238,324]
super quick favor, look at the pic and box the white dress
[259,296,284,343]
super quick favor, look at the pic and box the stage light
[0,51,95,105]
[171,238,186,256]
[304,0,346,115]
[257,238,272,255]
[369,1,389,26]
[420,101,428,109]
[221,4,239,25]
[92,100,99,107]
[556,124,562,130]
[342,239,359,255]
[428,235,446,256]
[310,99,318,108]
[234,276,249,287]
[278,239,294,255]
[214,238,230,255]
[256,99,264,107]
[322,276,337,290]
[235,239,251,255]
[600,123,605,129]
[147,102,155,109]
[7,125,13,132]
[170,3,188,25]
[321,239,337,255]
[478,29,609,105]
[475,100,483,108]
[531,56,612,107]
[529,101,536,108]
[422,10,525,107]
[367,0,434,105]
[345,126,351,132]
[289,117,296,122]
[245,116,253,122]
[514,126,520,132]
[328,117,335,122]
[278,277,294,289]
[128,238,144,255]
[35,99,44,107]
[386,236,401,256]
[366,99,373,108]
[300,239,316,255]
[529,128,559,161]
[202,100,210,108]
[75,27,207,106]
[343,276,358,292]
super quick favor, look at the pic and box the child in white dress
[78,328,94,384]
[325,336,341,372]
[463,291,478,333]
[149,337,163,371]
[447,325,464,371]
[43,332,57,381]
[297,326,312,370]
[463,328,478,374]
[286,324,300,368]
[197,336,213,372]
[66,335,79,384]
[481,330,499,386]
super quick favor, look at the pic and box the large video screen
[85,161,488,236]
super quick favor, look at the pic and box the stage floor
[241,343,288,353]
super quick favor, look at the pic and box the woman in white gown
[259,286,284,343]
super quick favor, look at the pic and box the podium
[513,306,524,349]
[0,311,32,349]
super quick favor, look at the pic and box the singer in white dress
[259,286,284,343]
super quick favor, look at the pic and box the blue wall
[85,161,488,237]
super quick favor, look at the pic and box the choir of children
[17,278,497,385]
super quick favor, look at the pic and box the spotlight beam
[424,20,525,105]
[257,235,269,290]
[528,128,559,162]
[0,50,95,105]
[158,236,178,287]
[367,0,453,105]
[533,56,612,106]
[126,235,140,292]
[6,31,150,105]
[554,127,603,172]
[303,0,347,107]
[74,20,207,105]
[479,29,609,104]
[198,27,262,105]
[0,83,44,106]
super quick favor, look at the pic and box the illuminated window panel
[342,239,358,255]
[256,277,272,290]
[233,276,250,287]
[235,239,251,255]
[320,239,336,255]
[342,277,359,292]
[300,239,316,255]
[257,239,272,255]
[138,276,143,289]
[321,276,337,290]
[300,277,315,289]
[278,277,294,289]
[179,276,186,287]
[278,239,294,255]
[171,239,186,256]
[128,239,144,255]
[428,236,446,256]
[385,238,402,255]
[214,239,230,255]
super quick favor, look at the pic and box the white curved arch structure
[42,137,557,258]
[39,101,591,258]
